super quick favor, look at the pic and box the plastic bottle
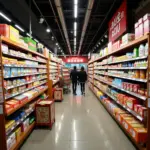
[133,48,139,58]
[139,44,145,57]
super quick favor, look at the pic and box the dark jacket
[70,70,78,82]
[78,71,87,83]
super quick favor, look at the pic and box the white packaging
[145,43,148,56]
[7,132,16,150]
[139,44,145,57]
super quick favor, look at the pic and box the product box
[122,33,135,45]
[5,120,15,132]
[23,37,37,51]
[15,127,22,141]
[143,14,150,34]
[9,26,19,42]
[135,22,139,39]
[0,24,10,38]
[5,104,13,113]
[2,44,9,54]
[129,127,147,143]
[6,100,20,108]
[138,106,147,118]
[138,18,144,38]
[21,118,29,132]
[134,104,141,113]
[126,98,138,110]
[7,132,16,150]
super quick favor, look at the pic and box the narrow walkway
[21,85,136,150]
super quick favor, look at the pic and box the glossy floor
[21,86,136,150]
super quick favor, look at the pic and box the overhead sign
[109,0,127,42]
[61,56,88,63]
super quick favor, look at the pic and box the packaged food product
[7,132,16,150]
[5,104,13,113]
[145,43,148,56]
[0,24,10,38]
[134,104,141,113]
[4,67,11,77]
[6,100,19,108]
[21,118,29,132]
[143,13,150,34]
[2,44,9,54]
[135,70,140,78]
[9,25,19,42]
[133,48,139,58]
[135,22,139,39]
[138,88,145,96]
[129,127,147,143]
[139,44,145,57]
[5,120,15,131]
[138,18,144,37]
[126,97,138,110]
[138,106,147,118]
[133,84,140,93]
[15,127,22,141]
[140,70,146,79]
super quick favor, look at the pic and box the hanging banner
[109,0,127,42]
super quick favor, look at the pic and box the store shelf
[89,87,145,150]
[6,87,48,116]
[94,77,146,101]
[1,36,46,59]
[4,72,47,79]
[5,77,47,90]
[6,108,34,136]
[108,56,148,65]
[4,64,47,69]
[107,74,147,83]
[108,67,147,70]
[10,122,35,150]
[5,81,47,99]
[3,52,47,64]
[88,35,148,65]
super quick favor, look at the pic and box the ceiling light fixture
[26,33,32,37]
[15,24,24,32]
[0,12,11,22]
[74,5,78,18]
[105,34,108,38]
[56,43,58,46]
[74,0,78,5]
[46,28,51,33]
[74,30,77,37]
[101,39,104,42]
[74,22,77,31]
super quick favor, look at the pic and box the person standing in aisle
[70,66,78,95]
[78,66,87,95]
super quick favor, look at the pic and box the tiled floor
[21,85,136,150]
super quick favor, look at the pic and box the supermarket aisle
[21,85,136,150]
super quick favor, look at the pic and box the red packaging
[138,106,147,118]
[143,14,150,34]
[126,83,130,91]
[133,84,140,93]
[135,22,139,39]
[0,24,10,38]
[5,104,13,113]
[138,18,144,37]
[126,97,138,110]
[122,82,126,89]
[6,100,19,108]
[129,83,134,92]
[134,104,141,113]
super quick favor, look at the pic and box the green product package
[29,117,35,124]
[23,37,37,51]
[133,48,139,58]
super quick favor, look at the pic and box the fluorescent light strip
[74,0,78,5]
[74,30,77,37]
[15,24,24,32]
[0,12,11,22]
[74,5,78,18]
[74,22,77,31]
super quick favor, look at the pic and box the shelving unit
[0,36,50,150]
[88,34,150,150]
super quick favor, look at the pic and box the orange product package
[129,127,147,143]
[134,104,142,113]
[5,104,13,113]
[118,113,131,124]
[6,100,19,108]
[0,24,10,38]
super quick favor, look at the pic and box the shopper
[78,66,87,95]
[70,66,78,95]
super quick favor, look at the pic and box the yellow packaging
[15,127,22,141]
[5,120,15,131]
[9,26,19,42]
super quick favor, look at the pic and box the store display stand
[88,34,150,150]
[0,36,57,150]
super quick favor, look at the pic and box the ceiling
[0,0,144,55]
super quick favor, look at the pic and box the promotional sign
[61,56,88,63]
[109,0,127,42]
